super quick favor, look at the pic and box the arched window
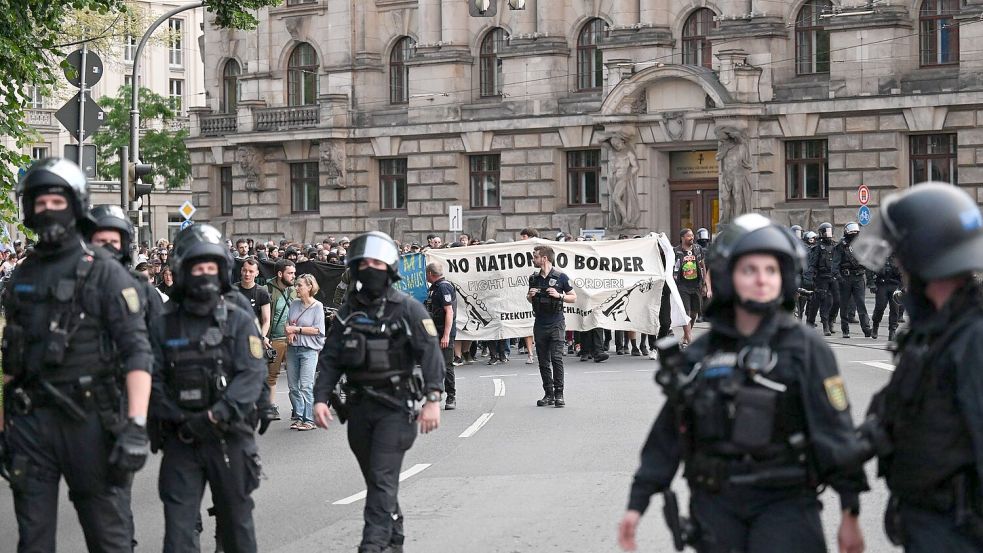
[390,37,414,105]
[682,8,716,68]
[577,19,605,91]
[795,1,832,75]
[920,0,959,66]
[480,28,507,97]
[287,42,318,106]
[222,59,241,113]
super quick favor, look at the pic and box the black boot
[554,390,565,408]
[639,343,649,356]
[593,351,609,363]
[842,329,851,338]
[536,392,555,407]
[823,323,832,337]
[870,326,878,340]
[888,329,896,342]
[444,396,456,410]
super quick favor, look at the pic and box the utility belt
[840,268,865,278]
[685,452,811,493]
[6,374,122,428]
[344,374,424,422]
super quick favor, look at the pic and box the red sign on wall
[858,185,870,205]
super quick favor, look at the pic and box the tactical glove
[256,405,277,435]
[109,420,150,473]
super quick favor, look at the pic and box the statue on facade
[715,125,754,224]
[319,140,346,189]
[236,146,261,190]
[605,132,641,230]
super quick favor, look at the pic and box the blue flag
[394,252,428,303]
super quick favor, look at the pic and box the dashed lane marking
[855,361,895,372]
[332,463,432,505]
[493,378,505,397]
[459,413,495,438]
[479,373,517,378]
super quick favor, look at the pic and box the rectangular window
[910,134,957,185]
[469,154,501,208]
[567,150,601,205]
[220,166,233,215]
[169,79,184,114]
[124,35,137,62]
[379,158,408,210]
[290,162,320,213]
[168,18,184,67]
[31,147,48,160]
[785,140,828,200]
[26,86,44,109]
[168,214,184,243]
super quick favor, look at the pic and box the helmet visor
[851,215,893,272]
[348,234,399,266]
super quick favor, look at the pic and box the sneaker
[465,353,476,364]
[842,331,851,339]
[480,347,489,358]
[648,350,658,360]
[579,354,590,362]
[631,348,641,357]
[526,355,535,365]
[270,404,281,421]
[452,356,464,367]
[567,344,575,355]
[593,352,609,363]
[487,357,500,366]
[501,355,510,364]
[640,345,649,356]
[444,396,456,410]
[536,394,554,407]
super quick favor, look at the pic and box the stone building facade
[186,0,983,243]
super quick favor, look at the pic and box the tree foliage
[93,86,190,189]
[0,0,282,228]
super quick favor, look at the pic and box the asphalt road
[0,318,902,553]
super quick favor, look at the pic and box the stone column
[511,0,538,37]
[610,0,639,27]
[418,0,441,45]
[441,0,468,46]
[536,0,565,37]
[639,0,669,26]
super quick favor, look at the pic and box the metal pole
[119,146,129,210]
[77,43,88,166]
[129,1,203,163]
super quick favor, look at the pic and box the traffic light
[128,161,153,202]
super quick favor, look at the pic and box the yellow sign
[179,200,196,220]
[670,151,718,180]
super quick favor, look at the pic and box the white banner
[426,237,678,340]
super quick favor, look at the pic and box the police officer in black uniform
[796,231,817,320]
[1,158,153,553]
[806,222,837,336]
[425,260,457,410]
[149,223,266,553]
[527,244,576,408]
[618,213,868,553]
[869,252,902,341]
[853,182,983,552]
[312,231,444,553]
[833,222,871,338]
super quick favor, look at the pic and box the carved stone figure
[319,140,346,189]
[715,126,754,224]
[236,146,261,191]
[605,132,641,230]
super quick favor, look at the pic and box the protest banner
[426,237,671,340]
[392,252,428,303]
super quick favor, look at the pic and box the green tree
[93,86,190,189]
[0,0,281,228]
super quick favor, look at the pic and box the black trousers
[581,327,605,356]
[440,346,455,397]
[158,431,260,553]
[6,407,132,553]
[807,277,834,327]
[899,505,983,553]
[347,396,417,551]
[534,321,565,394]
[829,278,841,323]
[872,282,900,332]
[691,488,826,553]
[839,275,871,334]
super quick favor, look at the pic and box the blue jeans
[286,346,318,423]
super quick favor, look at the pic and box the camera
[264,347,277,361]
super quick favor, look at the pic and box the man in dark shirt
[426,260,457,410]
[235,257,271,337]
[527,244,576,408]
[673,228,711,346]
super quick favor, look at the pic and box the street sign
[858,184,870,205]
[179,200,197,220]
[449,205,463,232]
[55,92,105,142]
[64,50,104,88]
[64,144,98,179]
[858,205,872,226]
[180,219,193,231]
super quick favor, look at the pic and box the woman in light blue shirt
[285,273,326,431]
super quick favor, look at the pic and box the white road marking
[636,368,656,372]
[459,413,494,438]
[584,370,621,374]
[479,373,517,378]
[493,378,505,397]
[526,373,540,376]
[856,361,895,372]
[332,463,432,505]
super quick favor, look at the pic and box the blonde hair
[296,274,320,297]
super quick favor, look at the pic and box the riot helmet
[84,205,134,264]
[817,222,834,241]
[853,182,983,281]
[843,222,860,243]
[695,228,710,248]
[346,231,401,302]
[790,225,803,239]
[706,213,806,316]
[803,231,818,246]
[17,157,91,244]
[170,223,234,309]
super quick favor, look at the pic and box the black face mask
[737,297,782,316]
[845,233,858,244]
[355,267,390,301]
[185,274,222,316]
[101,243,124,263]
[31,208,75,246]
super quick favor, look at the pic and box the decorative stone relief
[319,140,346,189]
[236,146,262,191]
[604,130,641,230]
[715,126,754,224]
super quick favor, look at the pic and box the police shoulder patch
[421,318,438,337]
[823,375,849,411]
[249,335,264,359]
[121,287,140,314]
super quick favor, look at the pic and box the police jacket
[149,297,267,429]
[805,240,835,282]
[872,255,902,286]
[1,234,152,384]
[833,240,865,278]
[314,287,445,404]
[870,282,983,510]
[628,311,868,515]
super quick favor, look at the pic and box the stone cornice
[821,6,913,32]
[709,17,788,41]
[601,26,674,49]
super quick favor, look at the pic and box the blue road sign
[858,205,871,226]
[180,219,193,231]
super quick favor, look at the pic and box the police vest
[816,243,834,276]
[839,243,864,275]
[883,313,978,502]
[161,301,236,412]
[529,271,564,315]
[335,309,413,387]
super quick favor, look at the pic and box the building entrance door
[669,184,718,237]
